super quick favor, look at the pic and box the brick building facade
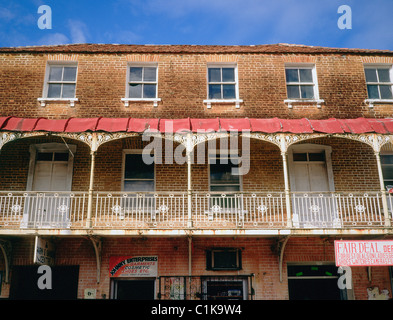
[0,43,393,300]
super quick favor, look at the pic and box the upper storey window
[204,64,243,109]
[122,64,161,107]
[284,64,324,109]
[38,63,78,107]
[364,65,393,108]
[365,66,393,99]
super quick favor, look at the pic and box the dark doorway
[288,264,345,300]
[113,279,155,300]
[9,265,79,300]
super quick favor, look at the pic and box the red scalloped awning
[0,117,393,134]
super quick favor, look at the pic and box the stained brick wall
[0,135,380,193]
[1,236,391,300]
[1,51,393,119]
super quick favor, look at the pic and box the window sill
[37,97,78,107]
[121,98,161,107]
[203,99,243,109]
[365,99,393,108]
[284,99,324,109]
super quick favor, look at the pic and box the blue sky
[1,0,393,50]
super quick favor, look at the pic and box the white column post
[279,135,292,228]
[86,134,98,229]
[375,150,391,227]
[186,133,193,228]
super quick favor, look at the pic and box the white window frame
[204,63,243,109]
[364,64,393,108]
[122,63,161,107]
[121,149,156,192]
[287,144,335,192]
[38,62,78,107]
[26,143,76,192]
[284,64,324,109]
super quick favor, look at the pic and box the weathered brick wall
[1,236,390,300]
[1,52,392,119]
[0,136,380,193]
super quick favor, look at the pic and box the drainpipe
[375,151,391,227]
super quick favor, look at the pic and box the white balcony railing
[93,192,187,229]
[291,192,386,228]
[0,191,391,230]
[193,192,286,228]
[0,191,87,229]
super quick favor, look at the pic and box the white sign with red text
[335,240,393,266]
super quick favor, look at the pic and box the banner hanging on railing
[109,256,158,277]
[335,240,393,266]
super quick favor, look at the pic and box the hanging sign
[109,256,158,277]
[33,236,55,266]
[335,240,393,266]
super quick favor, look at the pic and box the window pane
[36,152,53,161]
[222,68,235,82]
[285,69,299,83]
[47,84,61,98]
[300,85,314,99]
[124,180,154,192]
[210,185,240,192]
[382,166,393,180]
[63,67,77,81]
[287,85,300,99]
[293,153,307,161]
[130,67,143,81]
[208,68,221,82]
[308,152,325,161]
[143,84,157,98]
[381,155,393,164]
[378,69,391,83]
[209,84,222,99]
[61,84,76,98]
[124,154,154,180]
[379,85,393,99]
[365,68,378,83]
[143,67,157,82]
[367,85,380,99]
[129,83,142,98]
[49,67,63,81]
[210,163,240,185]
[299,69,313,83]
[223,84,236,99]
[54,153,69,161]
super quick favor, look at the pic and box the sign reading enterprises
[109,256,158,277]
[335,240,393,266]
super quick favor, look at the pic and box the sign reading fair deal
[335,240,393,266]
[109,256,158,277]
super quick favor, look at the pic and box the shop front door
[112,279,156,300]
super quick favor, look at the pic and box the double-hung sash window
[45,65,77,99]
[209,153,241,193]
[208,66,237,100]
[285,66,317,100]
[205,64,242,108]
[128,65,158,99]
[123,152,155,192]
[364,66,393,100]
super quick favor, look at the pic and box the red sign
[335,240,393,266]
[109,256,158,277]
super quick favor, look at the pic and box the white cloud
[37,33,70,46]
[68,19,89,43]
